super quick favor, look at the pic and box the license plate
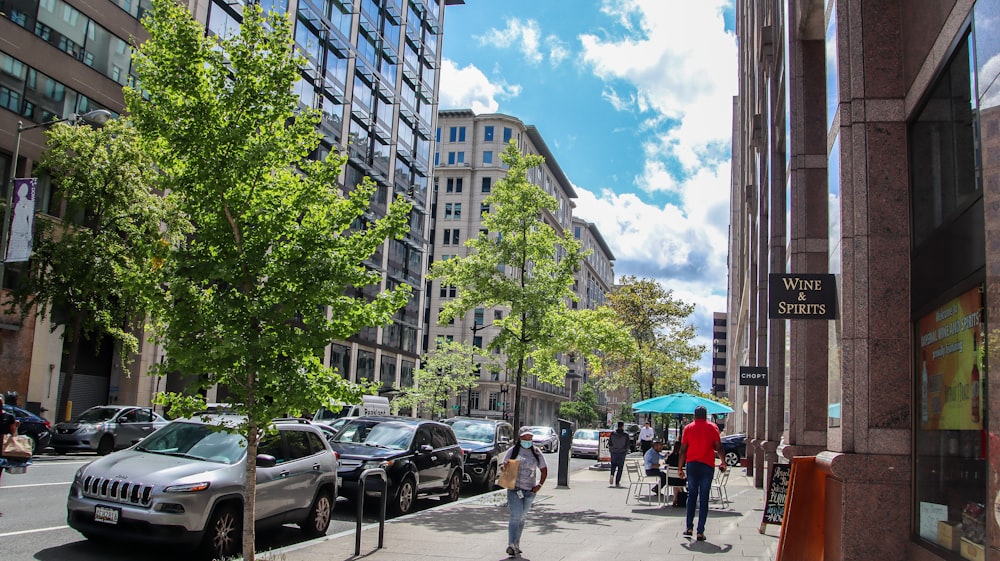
[94,505,120,525]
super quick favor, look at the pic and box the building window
[456,151,465,164]
[483,150,493,164]
[503,127,512,143]
[447,152,455,165]
[482,176,492,192]
[484,125,494,141]
[449,126,457,142]
[452,203,461,219]
[480,202,489,215]
[494,310,503,321]
[445,177,463,193]
[469,391,480,411]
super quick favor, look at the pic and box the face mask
[520,440,533,448]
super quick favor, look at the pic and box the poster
[917,286,983,431]
[6,178,36,263]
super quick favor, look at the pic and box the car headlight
[361,460,393,470]
[468,453,488,461]
[164,482,211,493]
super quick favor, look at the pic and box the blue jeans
[507,489,536,547]
[609,452,627,484]
[685,461,714,533]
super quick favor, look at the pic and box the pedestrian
[643,439,666,495]
[664,440,687,507]
[502,426,548,558]
[0,394,22,516]
[678,405,726,541]
[607,421,630,487]
[638,421,655,453]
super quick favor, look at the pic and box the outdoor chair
[625,459,663,506]
[710,468,731,507]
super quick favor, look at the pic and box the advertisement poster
[917,287,983,431]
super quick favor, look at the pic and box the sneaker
[683,529,693,537]
[609,473,614,484]
[696,533,707,541]
[506,545,516,557]
[650,485,658,495]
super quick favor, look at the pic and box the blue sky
[437,0,738,391]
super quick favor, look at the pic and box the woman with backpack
[501,426,548,558]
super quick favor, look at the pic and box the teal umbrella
[632,392,734,415]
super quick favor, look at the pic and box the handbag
[497,459,519,490]
[3,434,33,460]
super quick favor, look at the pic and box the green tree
[393,338,483,418]
[605,276,706,409]
[558,381,600,426]
[433,141,631,429]
[128,1,410,558]
[3,117,183,421]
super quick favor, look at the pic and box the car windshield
[526,427,550,436]
[448,421,495,443]
[136,421,246,464]
[333,420,414,450]
[574,430,599,440]
[74,407,121,423]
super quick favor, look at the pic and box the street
[0,451,596,561]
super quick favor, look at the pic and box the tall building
[0,0,463,419]
[710,312,726,398]
[429,110,614,427]
[732,1,1000,560]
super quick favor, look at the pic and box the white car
[570,429,601,459]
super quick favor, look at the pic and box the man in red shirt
[677,406,725,541]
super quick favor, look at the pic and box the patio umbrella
[632,392,734,415]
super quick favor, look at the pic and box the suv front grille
[82,475,154,507]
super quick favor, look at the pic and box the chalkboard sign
[759,463,791,533]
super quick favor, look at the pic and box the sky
[436,0,739,391]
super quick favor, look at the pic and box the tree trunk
[56,312,84,422]
[513,354,524,430]
[243,418,258,560]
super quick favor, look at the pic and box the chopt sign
[760,463,791,532]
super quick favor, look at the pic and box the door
[411,426,441,490]
[255,432,289,523]
[113,408,155,448]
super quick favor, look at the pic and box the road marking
[3,481,72,488]
[0,525,69,538]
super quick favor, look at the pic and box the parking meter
[557,418,574,488]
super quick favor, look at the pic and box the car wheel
[200,505,241,560]
[443,471,461,502]
[483,463,497,491]
[551,442,558,453]
[393,476,417,515]
[725,450,740,467]
[96,435,114,456]
[299,489,333,537]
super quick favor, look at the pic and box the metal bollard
[355,468,388,555]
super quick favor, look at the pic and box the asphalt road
[0,451,598,561]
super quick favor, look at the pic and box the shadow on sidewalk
[680,540,735,555]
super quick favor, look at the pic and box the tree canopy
[128,1,410,558]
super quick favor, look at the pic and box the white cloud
[478,18,544,65]
[579,0,737,176]
[438,59,521,113]
[546,35,570,66]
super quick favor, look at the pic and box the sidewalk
[264,465,780,561]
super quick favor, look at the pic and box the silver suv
[67,416,338,560]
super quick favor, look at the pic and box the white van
[313,395,390,424]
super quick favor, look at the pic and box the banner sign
[768,273,837,319]
[6,178,37,263]
[739,366,768,386]
[916,286,983,431]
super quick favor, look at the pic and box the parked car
[67,416,339,560]
[3,404,52,452]
[52,405,168,455]
[522,425,559,453]
[570,429,601,459]
[721,433,747,466]
[623,423,640,451]
[443,417,514,489]
[330,416,464,515]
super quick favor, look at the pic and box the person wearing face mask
[500,426,548,558]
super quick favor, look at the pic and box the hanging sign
[739,366,768,386]
[768,273,837,319]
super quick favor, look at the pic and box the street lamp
[0,109,113,294]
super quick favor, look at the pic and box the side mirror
[498,436,511,444]
[256,454,277,468]
[418,444,433,454]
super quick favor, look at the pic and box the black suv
[442,417,514,490]
[329,416,464,515]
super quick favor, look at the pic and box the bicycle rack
[355,468,388,555]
